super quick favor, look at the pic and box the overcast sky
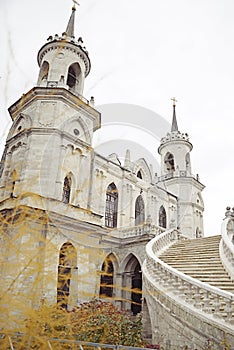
[1,0,234,236]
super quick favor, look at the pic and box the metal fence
[1,334,157,350]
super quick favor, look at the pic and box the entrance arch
[122,254,142,315]
[57,242,77,309]
[99,254,115,298]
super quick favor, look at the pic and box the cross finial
[171,97,177,107]
[171,97,179,132]
[72,0,80,9]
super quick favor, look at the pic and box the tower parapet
[160,130,191,146]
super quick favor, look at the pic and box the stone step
[164,262,224,268]
[181,271,230,276]
[162,257,221,262]
[158,235,234,293]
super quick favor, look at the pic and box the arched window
[99,256,114,298]
[57,242,77,309]
[135,195,145,225]
[186,153,190,168]
[66,63,81,90]
[137,170,143,179]
[159,205,167,228]
[62,174,72,204]
[164,152,175,172]
[105,183,118,228]
[38,61,49,84]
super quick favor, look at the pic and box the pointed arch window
[62,174,72,204]
[137,170,143,179]
[99,256,114,298]
[164,152,175,172]
[159,205,167,228]
[105,183,118,228]
[135,195,145,225]
[57,242,77,309]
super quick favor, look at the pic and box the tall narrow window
[164,152,175,172]
[105,183,118,228]
[62,174,71,204]
[66,63,81,91]
[38,61,49,84]
[99,257,114,298]
[57,242,77,309]
[159,205,167,228]
[10,170,17,198]
[135,195,145,225]
[131,262,142,315]
[67,66,76,88]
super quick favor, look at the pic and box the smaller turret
[158,99,205,238]
[37,5,90,96]
[158,98,192,177]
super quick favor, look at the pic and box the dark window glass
[135,195,145,225]
[62,175,71,204]
[159,205,167,228]
[105,183,118,228]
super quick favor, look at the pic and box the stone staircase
[159,235,234,293]
[143,227,234,349]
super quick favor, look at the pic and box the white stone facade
[2,6,225,350]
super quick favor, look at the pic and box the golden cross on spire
[171,97,177,107]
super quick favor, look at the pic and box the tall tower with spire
[0,5,102,314]
[158,100,205,238]
[0,5,100,205]
[37,5,90,95]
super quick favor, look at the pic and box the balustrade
[143,228,234,330]
[220,217,234,280]
[111,223,165,239]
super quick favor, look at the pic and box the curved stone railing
[143,229,234,334]
[110,224,166,239]
[220,217,234,280]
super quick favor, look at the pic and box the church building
[1,5,233,350]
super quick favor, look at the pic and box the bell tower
[0,5,100,208]
[158,99,205,238]
[0,4,102,318]
[37,5,90,96]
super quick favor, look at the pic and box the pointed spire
[66,5,77,38]
[171,97,179,132]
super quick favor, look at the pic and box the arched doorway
[122,254,142,315]
[57,242,77,309]
[131,261,142,315]
[99,255,115,298]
